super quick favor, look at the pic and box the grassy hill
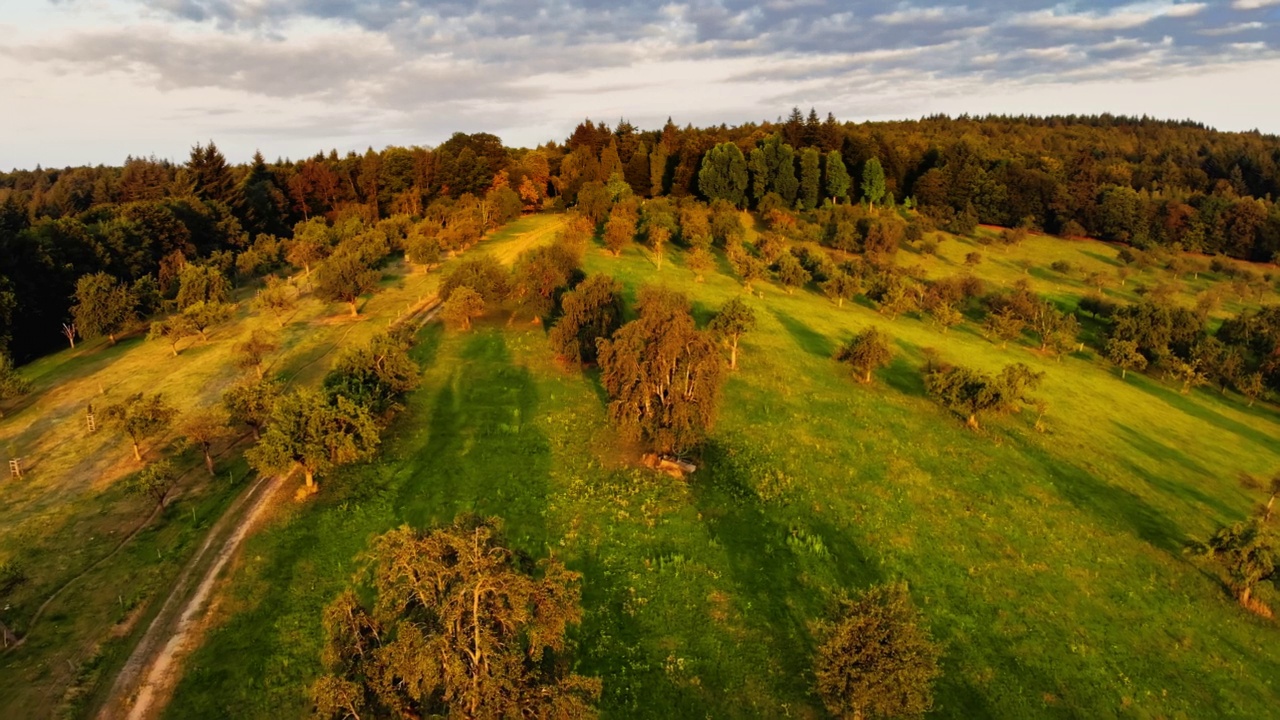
[161,223,1280,718]
[0,213,566,719]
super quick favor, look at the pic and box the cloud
[1009,2,1206,31]
[1232,0,1280,8]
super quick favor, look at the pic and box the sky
[1,0,1278,170]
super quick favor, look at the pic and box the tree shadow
[1127,374,1276,450]
[1110,423,1239,519]
[690,439,882,707]
[394,331,551,550]
[1012,436,1184,555]
[769,307,833,358]
[1081,250,1120,267]
[882,355,926,398]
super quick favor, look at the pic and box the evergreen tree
[862,158,887,206]
[824,151,852,203]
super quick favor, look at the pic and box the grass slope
[167,227,1280,718]
[0,212,564,719]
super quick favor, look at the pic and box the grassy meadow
[0,213,565,719]
[163,221,1280,718]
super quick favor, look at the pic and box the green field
[0,214,565,719]
[163,225,1280,718]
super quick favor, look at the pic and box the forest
[2,112,1280,719]
[3,111,1280,364]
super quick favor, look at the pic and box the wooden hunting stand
[8,459,21,480]
[86,405,97,433]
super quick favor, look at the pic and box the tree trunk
[1121,368,1127,379]
[864,368,872,384]
[966,413,979,430]
[132,442,142,462]
[349,300,359,317]
[1240,585,1252,607]
[204,448,215,476]
[304,468,315,490]
[171,342,179,357]
[109,333,117,345]
[0,618,17,648]
[730,341,738,371]
[837,297,843,308]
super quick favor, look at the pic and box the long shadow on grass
[575,551,716,717]
[394,331,551,550]
[770,307,834,358]
[1127,375,1275,450]
[690,440,882,707]
[1012,436,1184,554]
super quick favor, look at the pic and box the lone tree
[253,276,296,327]
[686,246,714,282]
[1187,518,1277,611]
[312,515,601,719]
[708,296,757,370]
[316,248,380,316]
[924,362,1043,430]
[148,314,198,357]
[104,392,176,462]
[825,150,852,203]
[603,208,637,257]
[323,331,420,414]
[234,328,279,379]
[814,583,941,720]
[775,253,812,294]
[1105,338,1147,379]
[125,460,179,509]
[246,388,379,492]
[548,274,626,366]
[181,300,235,342]
[441,286,486,331]
[597,287,725,456]
[821,271,860,308]
[223,377,281,441]
[836,327,894,384]
[73,272,135,345]
[179,408,231,476]
[175,263,232,309]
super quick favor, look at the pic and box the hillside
[156,224,1280,719]
[0,214,565,719]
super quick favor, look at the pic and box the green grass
[166,229,1280,718]
[0,212,565,719]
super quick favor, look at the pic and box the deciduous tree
[821,271,860,308]
[708,296,757,370]
[548,274,625,366]
[316,248,380,316]
[253,276,296,327]
[104,392,176,462]
[246,388,379,492]
[179,408,231,476]
[814,583,941,720]
[323,331,420,413]
[223,377,280,441]
[312,515,600,719]
[234,328,278,378]
[836,327,894,384]
[1105,339,1147,379]
[126,459,179,509]
[72,272,135,345]
[597,287,725,455]
[441,287,486,331]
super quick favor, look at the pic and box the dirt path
[96,471,285,720]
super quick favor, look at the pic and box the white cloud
[1199,22,1267,35]
[873,6,970,25]
[1232,0,1280,9]
[1010,2,1206,31]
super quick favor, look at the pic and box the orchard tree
[509,243,580,320]
[73,272,135,345]
[647,224,671,270]
[597,287,725,455]
[316,248,380,316]
[179,408,231,476]
[148,313,198,357]
[253,276,296,327]
[126,460,179,509]
[982,309,1025,349]
[323,331,420,413]
[223,377,281,440]
[181,300,235,341]
[104,392,176,462]
[1188,518,1277,610]
[814,583,941,720]
[548,274,626,366]
[821,271,860,308]
[1238,372,1266,406]
[440,255,510,304]
[175,263,231,309]
[727,244,770,291]
[708,296,757,370]
[234,328,278,378]
[924,362,1043,429]
[686,247,714,282]
[312,516,600,719]
[603,208,637,257]
[1105,339,1147,379]
[441,286,486,331]
[246,388,380,492]
[836,327,894,384]
[775,253,812,294]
